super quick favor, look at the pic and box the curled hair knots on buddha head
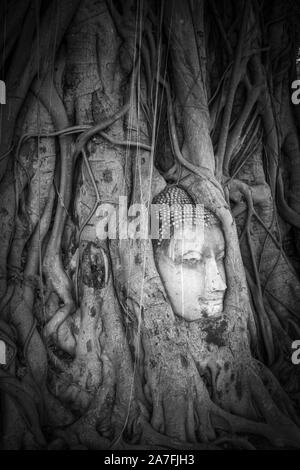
[152,185,220,248]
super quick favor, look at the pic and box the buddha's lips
[198,296,224,305]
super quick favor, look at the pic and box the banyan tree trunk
[1,0,300,450]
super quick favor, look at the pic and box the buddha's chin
[175,301,224,321]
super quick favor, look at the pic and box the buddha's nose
[205,257,226,293]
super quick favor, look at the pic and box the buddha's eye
[182,257,201,265]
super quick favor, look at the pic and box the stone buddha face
[152,186,227,321]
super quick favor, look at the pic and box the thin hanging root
[74,147,101,303]
[78,148,101,241]
[16,128,151,153]
[32,76,76,349]
[0,144,15,162]
[229,180,275,364]
[246,269,275,365]
[74,148,110,301]
[72,61,139,163]
[9,129,56,275]
[159,77,224,195]
[215,2,251,177]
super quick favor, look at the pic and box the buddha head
[152,186,227,321]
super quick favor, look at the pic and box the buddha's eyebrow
[173,252,201,264]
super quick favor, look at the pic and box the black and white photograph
[1,0,300,454]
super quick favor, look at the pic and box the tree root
[209,371,300,449]
[32,76,77,351]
